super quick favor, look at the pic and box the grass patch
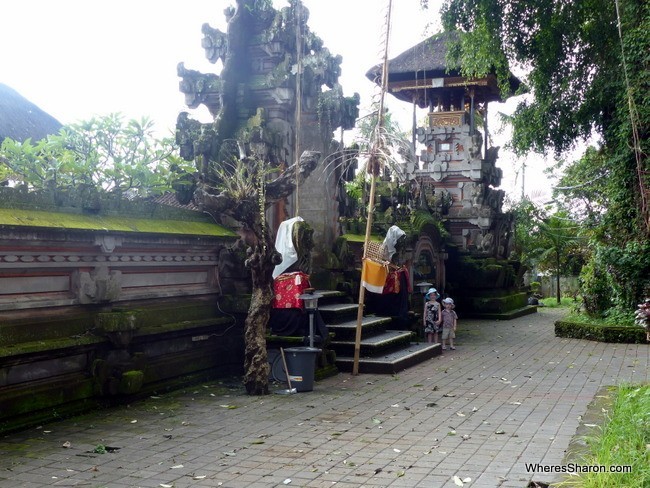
[554,303,646,343]
[541,298,637,328]
[564,310,636,328]
[557,384,649,487]
[540,297,580,308]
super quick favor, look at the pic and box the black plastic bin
[283,347,321,392]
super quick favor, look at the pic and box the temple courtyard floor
[1,307,648,488]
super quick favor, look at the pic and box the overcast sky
[1,0,547,199]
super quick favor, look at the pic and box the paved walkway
[1,308,648,488]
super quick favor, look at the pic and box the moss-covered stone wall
[0,190,246,435]
[0,206,236,237]
[0,296,245,435]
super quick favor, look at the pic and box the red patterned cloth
[403,267,412,293]
[272,272,311,309]
[382,267,412,295]
[383,270,401,294]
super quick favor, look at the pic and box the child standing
[438,297,458,350]
[423,287,440,343]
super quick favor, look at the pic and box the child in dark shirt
[423,287,440,343]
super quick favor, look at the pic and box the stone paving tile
[1,308,648,488]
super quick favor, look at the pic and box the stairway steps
[318,302,362,323]
[313,289,351,306]
[326,316,392,339]
[330,330,414,355]
[318,302,359,313]
[269,286,441,377]
[335,342,441,374]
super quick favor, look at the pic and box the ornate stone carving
[201,23,228,64]
[429,111,465,127]
[176,0,357,178]
[95,235,122,253]
[176,62,222,116]
[77,266,122,304]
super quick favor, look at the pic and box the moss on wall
[0,187,212,222]
[0,299,226,349]
[96,311,139,332]
[0,208,237,237]
[217,294,252,314]
[340,233,382,243]
[0,335,103,358]
[118,370,145,395]
[450,255,518,290]
[0,314,93,347]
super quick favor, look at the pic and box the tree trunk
[243,266,272,395]
[556,251,561,304]
[242,222,279,395]
[193,151,319,395]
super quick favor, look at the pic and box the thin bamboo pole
[352,175,378,374]
[294,1,303,217]
[352,0,392,375]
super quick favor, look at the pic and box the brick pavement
[1,308,648,488]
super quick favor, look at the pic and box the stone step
[318,302,363,323]
[329,330,414,355]
[305,289,352,307]
[335,342,441,375]
[326,315,393,339]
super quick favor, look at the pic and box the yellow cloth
[361,258,389,293]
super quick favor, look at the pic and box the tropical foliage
[512,199,586,303]
[0,113,190,197]
[438,0,650,312]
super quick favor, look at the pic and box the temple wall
[177,1,358,268]
[0,233,223,311]
[0,205,247,434]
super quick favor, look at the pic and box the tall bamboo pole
[352,0,393,375]
[294,1,303,217]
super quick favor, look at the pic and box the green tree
[535,213,582,304]
[510,197,541,271]
[438,0,650,308]
[579,251,613,316]
[345,104,415,213]
[553,146,650,309]
[512,199,584,303]
[0,113,188,197]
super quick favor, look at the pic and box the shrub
[579,256,612,316]
[555,320,647,343]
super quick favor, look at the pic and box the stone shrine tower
[176,0,359,256]
[367,31,522,259]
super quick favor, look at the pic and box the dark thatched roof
[366,31,459,83]
[0,83,63,143]
[366,31,523,107]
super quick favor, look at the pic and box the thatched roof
[366,31,523,107]
[0,83,62,143]
[367,31,458,84]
